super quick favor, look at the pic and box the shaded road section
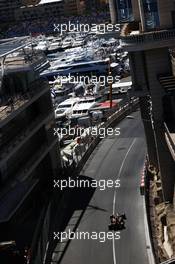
[58,110,149,264]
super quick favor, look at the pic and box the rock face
[148,167,175,262]
[167,205,175,257]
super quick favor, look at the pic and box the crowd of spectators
[2,11,110,38]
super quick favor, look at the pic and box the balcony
[0,79,49,126]
[0,112,54,162]
[0,136,57,199]
[3,52,50,74]
[164,123,175,161]
[159,75,175,93]
[170,50,175,76]
[0,179,39,224]
[120,22,175,51]
[16,137,58,182]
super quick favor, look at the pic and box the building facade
[0,38,61,252]
[120,0,175,203]
[109,0,134,23]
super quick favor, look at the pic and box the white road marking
[112,138,136,264]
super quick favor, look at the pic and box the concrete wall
[130,46,175,202]
[139,96,158,168]
[108,0,117,24]
[129,51,148,92]
[144,48,175,202]
[158,0,175,29]
[131,0,140,21]
[129,51,158,167]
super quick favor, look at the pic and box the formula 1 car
[108,214,126,231]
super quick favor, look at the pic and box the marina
[0,32,131,145]
[36,31,131,138]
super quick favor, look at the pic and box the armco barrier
[71,99,139,175]
[30,99,139,264]
[145,166,159,264]
[160,259,175,264]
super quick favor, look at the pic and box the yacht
[54,98,79,120]
[47,42,63,54]
[50,78,74,105]
[47,38,63,54]
[41,58,109,79]
[47,46,93,62]
[61,37,74,49]
[71,97,97,119]
[35,41,49,52]
[72,37,85,47]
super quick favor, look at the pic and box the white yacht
[72,37,85,47]
[50,78,75,104]
[41,58,109,79]
[61,37,74,49]
[48,39,63,53]
[54,98,79,120]
[71,97,97,119]
[35,41,48,51]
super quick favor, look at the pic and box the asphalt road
[59,110,149,264]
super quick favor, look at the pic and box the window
[116,0,133,22]
[142,0,160,29]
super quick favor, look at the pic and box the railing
[0,79,49,122]
[170,53,175,76]
[61,99,139,174]
[164,122,175,159]
[15,138,57,182]
[3,52,49,72]
[144,163,159,264]
[120,23,175,45]
[29,99,139,264]
[0,112,53,160]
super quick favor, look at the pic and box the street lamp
[109,70,113,108]
[108,59,119,108]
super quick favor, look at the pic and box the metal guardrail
[145,165,159,264]
[164,122,175,155]
[30,99,139,264]
[0,112,52,160]
[160,259,175,264]
[121,23,175,45]
[61,99,139,172]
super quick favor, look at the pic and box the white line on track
[112,138,136,264]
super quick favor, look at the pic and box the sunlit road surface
[60,110,149,264]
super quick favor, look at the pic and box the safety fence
[29,98,139,264]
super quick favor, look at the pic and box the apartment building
[118,0,175,204]
[0,37,61,252]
